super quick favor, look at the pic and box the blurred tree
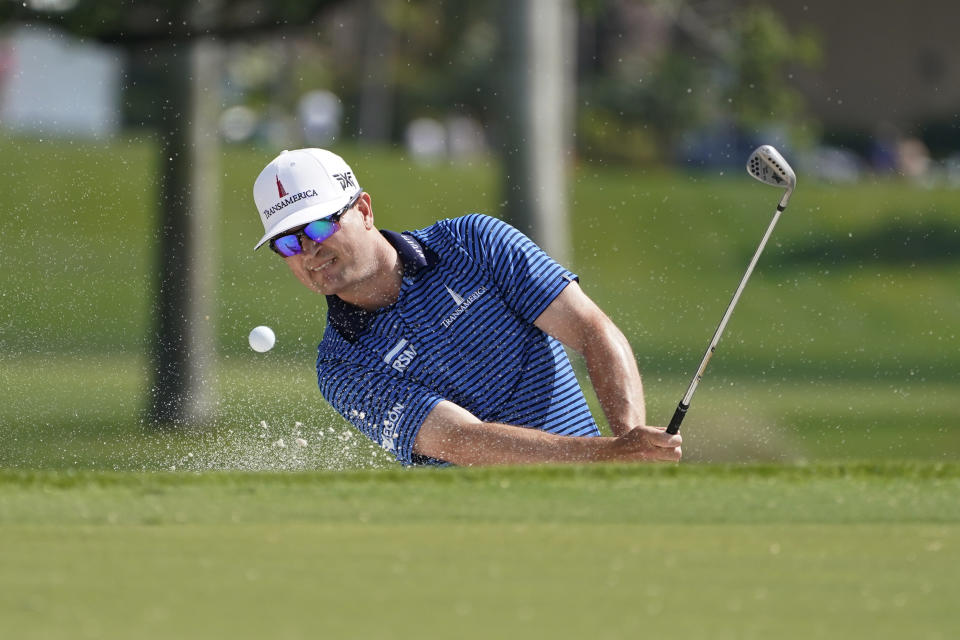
[576,0,821,163]
[321,0,501,141]
[0,1,334,43]
[0,0,342,429]
[724,6,821,141]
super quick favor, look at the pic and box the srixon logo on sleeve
[380,402,405,451]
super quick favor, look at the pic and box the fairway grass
[1,464,957,639]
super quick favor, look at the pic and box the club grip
[665,402,688,435]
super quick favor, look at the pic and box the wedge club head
[747,145,796,209]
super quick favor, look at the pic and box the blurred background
[0,0,957,470]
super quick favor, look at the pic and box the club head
[746,145,797,208]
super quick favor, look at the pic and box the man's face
[281,193,378,297]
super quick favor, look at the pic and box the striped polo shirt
[316,213,599,465]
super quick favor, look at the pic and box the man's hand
[608,426,682,463]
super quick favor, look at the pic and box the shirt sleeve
[317,358,444,465]
[447,214,578,323]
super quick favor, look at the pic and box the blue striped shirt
[316,214,600,465]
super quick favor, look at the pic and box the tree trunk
[358,0,396,143]
[499,0,576,266]
[148,39,221,428]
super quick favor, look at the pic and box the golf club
[665,145,797,435]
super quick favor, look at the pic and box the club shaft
[666,204,786,435]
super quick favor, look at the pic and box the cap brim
[253,195,352,250]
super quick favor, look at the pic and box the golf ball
[248,326,276,352]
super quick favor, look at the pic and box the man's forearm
[413,401,680,466]
[415,419,680,467]
[418,420,608,466]
[533,283,647,435]
[582,319,646,435]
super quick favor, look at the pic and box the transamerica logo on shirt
[441,284,487,328]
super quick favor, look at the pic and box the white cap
[252,148,361,250]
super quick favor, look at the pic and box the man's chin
[310,275,343,296]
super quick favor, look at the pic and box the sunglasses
[269,191,362,257]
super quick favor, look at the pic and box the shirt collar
[382,229,432,277]
[325,230,435,342]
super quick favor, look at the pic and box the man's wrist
[608,414,647,437]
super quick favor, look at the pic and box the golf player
[253,148,682,466]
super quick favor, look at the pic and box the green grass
[1,464,957,639]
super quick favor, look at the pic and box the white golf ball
[248,325,276,352]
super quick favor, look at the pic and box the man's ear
[356,192,375,230]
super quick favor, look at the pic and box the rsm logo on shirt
[384,339,417,373]
[381,401,405,451]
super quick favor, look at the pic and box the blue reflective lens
[302,218,339,244]
[273,234,303,257]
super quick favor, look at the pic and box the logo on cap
[276,175,288,198]
[333,172,355,191]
